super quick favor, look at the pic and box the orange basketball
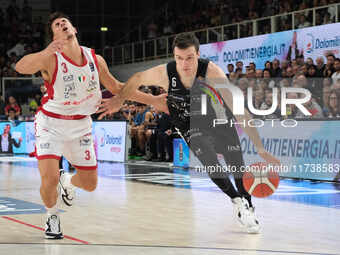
[242,162,280,198]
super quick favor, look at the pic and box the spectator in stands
[226,63,234,77]
[300,63,309,76]
[229,72,238,83]
[323,77,333,88]
[297,14,311,28]
[255,69,263,80]
[295,74,308,89]
[143,106,159,161]
[296,96,324,118]
[264,61,272,71]
[7,39,25,57]
[279,78,290,88]
[281,60,289,71]
[284,92,300,118]
[127,103,140,157]
[249,62,256,71]
[323,12,332,24]
[252,88,265,113]
[147,20,158,39]
[322,85,332,108]
[7,108,17,121]
[306,57,314,66]
[324,53,335,77]
[236,61,243,72]
[263,68,275,88]
[260,89,280,119]
[121,103,130,120]
[323,90,340,118]
[271,59,282,77]
[246,68,256,79]
[136,104,154,156]
[307,65,323,104]
[237,78,248,97]
[29,94,41,114]
[4,96,21,117]
[154,110,173,162]
[315,56,325,77]
[331,58,340,84]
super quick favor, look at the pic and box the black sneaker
[45,214,63,239]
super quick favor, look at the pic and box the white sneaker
[59,169,75,207]
[248,206,260,234]
[232,197,260,234]
[45,214,63,239]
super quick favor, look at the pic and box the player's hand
[19,137,23,142]
[258,149,280,165]
[153,93,169,114]
[96,96,124,120]
[43,39,67,55]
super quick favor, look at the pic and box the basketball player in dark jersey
[98,33,280,234]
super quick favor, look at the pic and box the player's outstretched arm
[15,39,67,75]
[97,64,168,119]
[207,62,280,165]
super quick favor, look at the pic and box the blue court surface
[98,161,340,210]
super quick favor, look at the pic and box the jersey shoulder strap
[166,61,177,80]
[197,58,209,78]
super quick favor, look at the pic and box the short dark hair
[327,53,335,59]
[334,58,340,63]
[47,12,71,41]
[172,33,199,52]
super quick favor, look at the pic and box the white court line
[0,157,36,162]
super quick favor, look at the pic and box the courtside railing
[104,3,339,65]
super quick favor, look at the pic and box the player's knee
[81,175,97,192]
[84,180,97,192]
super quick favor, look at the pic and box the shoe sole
[236,216,260,234]
[45,233,64,239]
[247,226,260,234]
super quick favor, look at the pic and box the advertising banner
[200,23,340,72]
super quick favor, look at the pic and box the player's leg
[59,133,97,206]
[37,158,64,239]
[137,125,146,155]
[189,132,241,198]
[216,127,260,233]
[35,111,64,239]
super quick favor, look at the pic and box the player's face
[52,17,77,41]
[174,46,199,77]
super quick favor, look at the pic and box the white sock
[46,205,58,216]
[65,173,75,189]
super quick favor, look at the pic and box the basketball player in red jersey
[15,12,164,239]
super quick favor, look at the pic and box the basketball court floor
[0,156,340,255]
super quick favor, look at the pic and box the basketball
[242,162,280,198]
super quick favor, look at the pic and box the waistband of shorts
[40,107,87,120]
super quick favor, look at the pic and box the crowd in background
[0,0,45,119]
[1,0,340,161]
[144,0,338,41]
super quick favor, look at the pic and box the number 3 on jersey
[61,62,68,73]
[85,150,91,160]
